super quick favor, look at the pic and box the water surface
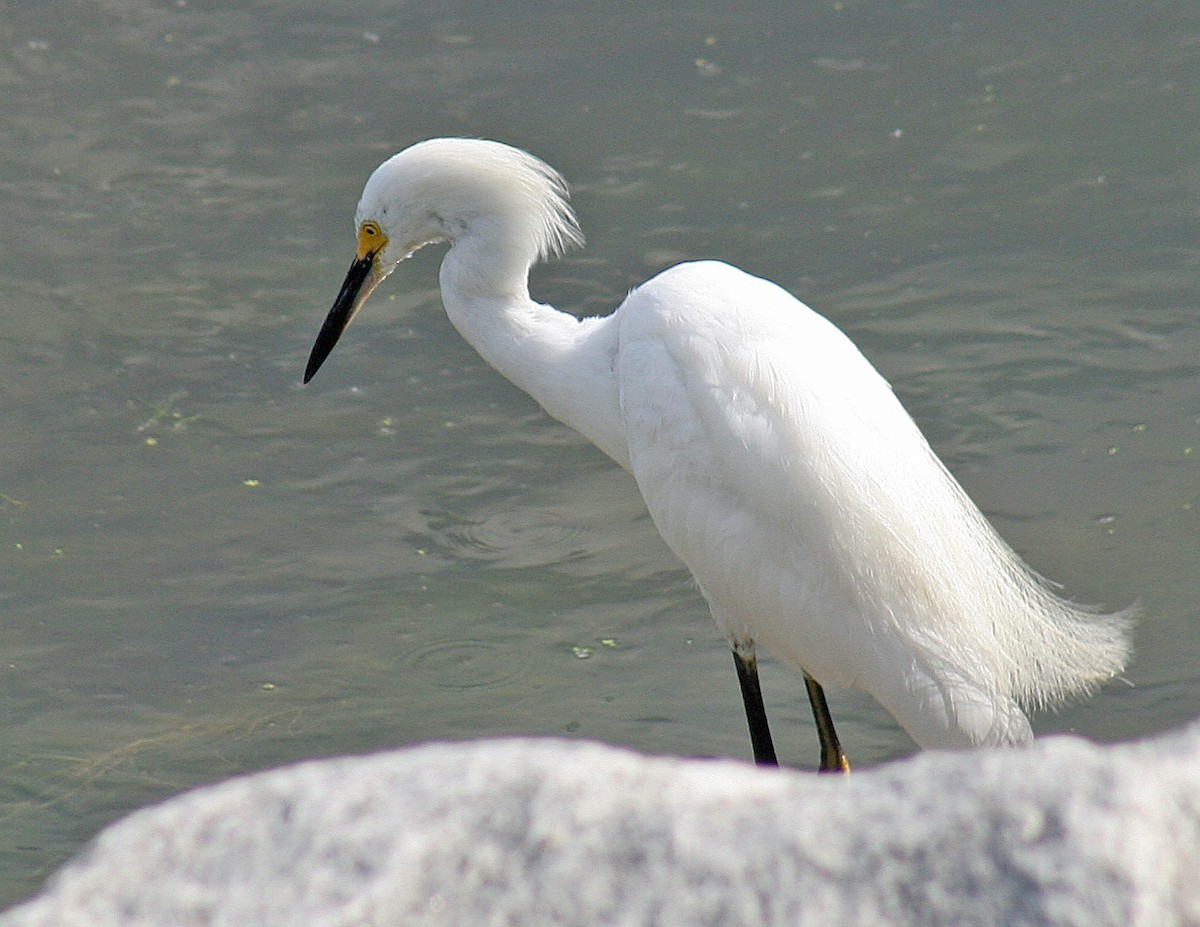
[2,0,1199,905]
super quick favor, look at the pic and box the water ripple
[400,638,528,691]
[423,506,592,569]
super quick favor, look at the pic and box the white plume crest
[361,137,583,264]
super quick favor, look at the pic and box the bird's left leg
[803,671,851,773]
[732,644,778,766]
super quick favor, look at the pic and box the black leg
[732,648,778,766]
[803,671,850,773]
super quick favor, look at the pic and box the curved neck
[438,236,628,470]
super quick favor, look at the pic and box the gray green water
[3,0,1199,905]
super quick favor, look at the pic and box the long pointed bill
[304,251,383,383]
[306,218,392,382]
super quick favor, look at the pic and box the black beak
[304,252,377,383]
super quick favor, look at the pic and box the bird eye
[355,220,387,260]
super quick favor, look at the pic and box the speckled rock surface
[4,726,1199,926]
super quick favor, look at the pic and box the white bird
[304,138,1133,771]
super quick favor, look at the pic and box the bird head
[303,138,582,383]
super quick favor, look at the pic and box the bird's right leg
[732,645,778,766]
[803,671,850,774]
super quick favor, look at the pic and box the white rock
[3,726,1200,926]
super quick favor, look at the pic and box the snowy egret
[304,138,1133,771]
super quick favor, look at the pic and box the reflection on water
[3,0,1200,907]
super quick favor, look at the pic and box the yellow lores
[357,219,386,260]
